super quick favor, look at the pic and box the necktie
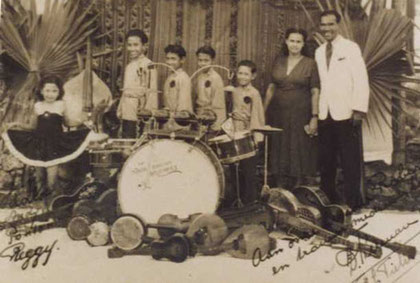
[326,42,333,69]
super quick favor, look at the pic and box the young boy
[163,44,192,129]
[195,46,226,133]
[117,29,158,138]
[231,59,265,204]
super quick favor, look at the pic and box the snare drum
[118,139,225,224]
[208,131,256,164]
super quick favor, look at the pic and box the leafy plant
[0,0,96,125]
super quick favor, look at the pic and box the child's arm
[250,91,265,143]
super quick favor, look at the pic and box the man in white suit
[315,10,369,210]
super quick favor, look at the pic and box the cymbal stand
[231,162,244,208]
[260,134,272,199]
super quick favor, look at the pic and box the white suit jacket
[315,35,370,120]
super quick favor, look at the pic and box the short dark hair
[126,29,148,44]
[164,44,187,59]
[320,10,341,23]
[282,27,309,57]
[196,46,216,59]
[36,75,65,101]
[238,60,257,74]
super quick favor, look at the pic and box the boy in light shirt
[117,29,158,138]
[231,59,265,204]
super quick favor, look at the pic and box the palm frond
[0,0,96,124]
[302,2,420,136]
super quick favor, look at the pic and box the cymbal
[252,126,283,133]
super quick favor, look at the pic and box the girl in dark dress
[264,28,320,188]
[2,75,94,197]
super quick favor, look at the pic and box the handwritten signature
[335,220,418,271]
[352,192,408,226]
[0,240,58,270]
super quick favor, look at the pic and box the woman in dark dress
[264,28,320,188]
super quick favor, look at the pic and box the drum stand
[252,127,283,199]
[231,162,244,208]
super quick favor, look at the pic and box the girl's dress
[2,111,93,167]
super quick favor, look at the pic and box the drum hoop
[218,151,256,164]
[117,139,226,213]
[66,215,91,241]
[110,214,147,251]
[208,131,252,143]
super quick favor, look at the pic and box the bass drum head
[118,139,224,224]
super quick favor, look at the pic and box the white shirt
[315,35,370,120]
[117,56,158,121]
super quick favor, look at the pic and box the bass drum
[118,139,225,224]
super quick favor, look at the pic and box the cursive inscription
[335,220,418,277]
[252,246,284,267]
[352,192,407,226]
[0,240,58,270]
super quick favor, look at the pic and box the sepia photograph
[0,0,419,282]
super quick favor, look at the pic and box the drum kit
[87,112,283,224]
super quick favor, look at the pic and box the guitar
[293,186,352,229]
[293,186,416,259]
[266,187,322,227]
[0,179,108,230]
[269,203,382,259]
[328,221,417,259]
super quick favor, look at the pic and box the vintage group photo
[0,0,419,282]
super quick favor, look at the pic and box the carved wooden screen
[91,0,321,99]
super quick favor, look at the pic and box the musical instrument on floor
[118,139,225,224]
[266,187,322,227]
[186,214,229,255]
[292,186,352,229]
[199,224,276,259]
[273,210,382,259]
[0,179,108,231]
[151,233,195,263]
[109,213,227,253]
[217,202,275,232]
[208,130,257,164]
[86,221,110,247]
[67,188,118,241]
[110,214,148,251]
[328,221,417,259]
[265,188,382,258]
[156,213,201,239]
[293,186,416,259]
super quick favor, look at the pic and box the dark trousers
[238,155,259,205]
[122,120,137,138]
[318,115,363,209]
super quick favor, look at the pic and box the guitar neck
[271,206,382,259]
[329,221,416,259]
[0,211,54,232]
